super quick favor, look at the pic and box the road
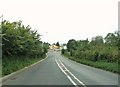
[2,50,119,87]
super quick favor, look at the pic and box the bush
[61,49,65,54]
[2,20,49,76]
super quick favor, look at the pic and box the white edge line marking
[58,59,87,87]
[55,58,78,87]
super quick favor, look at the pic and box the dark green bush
[61,49,65,54]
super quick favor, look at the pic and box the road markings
[55,58,86,87]
[55,58,77,86]
[58,59,86,86]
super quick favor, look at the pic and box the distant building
[49,45,59,49]
[63,46,67,49]
[60,45,67,50]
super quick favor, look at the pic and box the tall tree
[67,39,77,51]
[2,20,49,57]
[90,35,104,45]
[104,33,117,46]
[56,42,60,47]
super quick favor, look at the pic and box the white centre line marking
[55,58,77,87]
[58,59,87,87]
[55,58,87,87]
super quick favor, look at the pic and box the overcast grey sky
[0,0,118,44]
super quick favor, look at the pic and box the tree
[67,39,77,51]
[90,35,104,45]
[76,39,89,51]
[56,42,60,47]
[2,20,49,57]
[61,49,65,54]
[104,33,117,46]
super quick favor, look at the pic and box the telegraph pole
[0,15,3,24]
[0,15,3,86]
[41,32,48,52]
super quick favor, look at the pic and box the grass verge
[63,54,119,74]
[2,55,46,76]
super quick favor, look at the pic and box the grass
[2,55,46,76]
[63,54,119,74]
[0,59,2,78]
[0,64,2,78]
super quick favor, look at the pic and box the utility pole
[0,15,3,30]
[0,15,3,85]
[0,15,3,46]
[0,15,3,23]
[41,32,48,52]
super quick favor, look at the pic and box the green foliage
[67,57,118,73]
[105,33,118,46]
[2,20,48,57]
[43,42,50,53]
[90,35,104,45]
[2,55,45,76]
[61,49,65,54]
[1,20,49,76]
[56,42,60,47]
[67,39,77,51]
[63,31,119,73]
[65,32,118,62]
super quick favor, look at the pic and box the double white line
[55,58,86,87]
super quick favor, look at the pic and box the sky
[0,0,118,44]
